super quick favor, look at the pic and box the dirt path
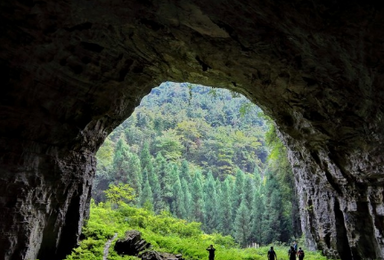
[103,233,118,260]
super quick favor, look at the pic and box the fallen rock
[114,230,184,260]
[114,230,150,256]
[139,250,163,260]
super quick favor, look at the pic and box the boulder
[114,230,151,256]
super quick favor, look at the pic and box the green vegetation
[65,191,327,260]
[68,82,325,259]
[92,82,301,246]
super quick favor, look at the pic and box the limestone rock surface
[114,230,151,256]
[113,230,184,260]
[1,1,384,259]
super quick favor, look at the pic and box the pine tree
[171,175,187,219]
[234,200,251,247]
[111,136,143,202]
[215,178,222,232]
[154,152,167,189]
[154,152,171,211]
[181,178,192,220]
[262,189,283,244]
[147,164,163,213]
[262,173,284,244]
[163,162,178,209]
[251,188,265,244]
[112,136,130,184]
[217,177,233,235]
[140,173,153,210]
[253,167,263,192]
[126,152,142,201]
[203,171,218,233]
[191,170,205,223]
[242,174,255,211]
[232,169,245,225]
[180,159,192,183]
[140,141,152,171]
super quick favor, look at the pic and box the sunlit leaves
[153,129,184,160]
[104,183,136,207]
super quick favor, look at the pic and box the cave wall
[1,0,384,259]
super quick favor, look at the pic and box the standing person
[297,247,305,260]
[206,244,216,260]
[293,241,298,252]
[293,241,298,259]
[267,246,277,260]
[288,246,296,260]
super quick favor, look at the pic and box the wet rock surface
[1,1,384,259]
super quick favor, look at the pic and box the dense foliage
[65,191,327,260]
[92,82,301,246]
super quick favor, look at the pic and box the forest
[64,82,330,259]
[91,82,301,247]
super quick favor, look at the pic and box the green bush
[66,202,328,260]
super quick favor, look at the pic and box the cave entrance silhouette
[1,1,383,260]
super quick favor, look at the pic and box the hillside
[92,82,301,246]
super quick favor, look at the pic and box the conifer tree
[146,160,155,187]
[112,136,130,184]
[111,136,143,201]
[253,167,263,192]
[242,174,255,211]
[180,159,192,183]
[126,152,142,201]
[147,165,163,213]
[181,178,192,220]
[262,173,284,244]
[171,175,187,219]
[215,178,222,230]
[154,152,171,211]
[234,200,251,247]
[140,141,152,171]
[163,162,178,208]
[154,152,167,189]
[251,188,265,244]
[231,169,245,224]
[217,177,233,235]
[262,189,283,244]
[203,171,218,233]
[191,170,205,224]
[140,173,153,209]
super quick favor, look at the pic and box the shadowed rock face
[0,1,383,259]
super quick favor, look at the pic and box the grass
[65,201,328,260]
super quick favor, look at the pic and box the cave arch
[1,1,384,259]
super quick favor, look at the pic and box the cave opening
[89,81,302,252]
[1,1,384,260]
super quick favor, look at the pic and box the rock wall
[0,0,384,259]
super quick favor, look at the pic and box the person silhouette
[267,246,277,260]
[288,246,296,260]
[206,244,216,260]
[297,247,305,260]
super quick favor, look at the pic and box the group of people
[207,241,305,260]
[268,241,305,260]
